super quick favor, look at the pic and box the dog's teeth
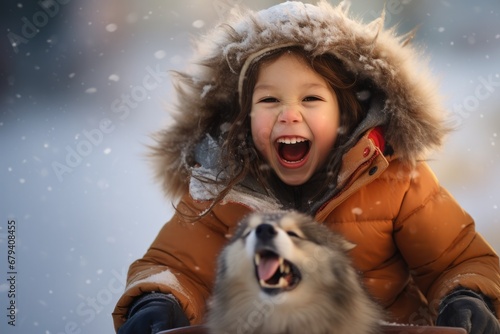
[260,278,288,289]
[254,254,260,265]
[279,257,285,273]
[283,265,290,274]
[278,277,289,288]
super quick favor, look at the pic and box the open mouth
[276,137,311,164]
[254,249,301,294]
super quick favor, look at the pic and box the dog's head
[221,211,355,296]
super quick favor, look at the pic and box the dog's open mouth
[254,250,301,293]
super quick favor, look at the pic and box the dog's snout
[255,223,277,241]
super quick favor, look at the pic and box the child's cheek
[252,125,273,153]
[251,113,271,152]
[251,131,266,156]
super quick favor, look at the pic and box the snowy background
[0,0,499,333]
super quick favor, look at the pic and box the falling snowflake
[351,207,363,215]
[192,20,205,28]
[106,23,118,32]
[154,50,166,59]
[108,74,120,82]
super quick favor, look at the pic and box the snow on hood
[150,0,451,200]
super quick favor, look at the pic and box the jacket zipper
[316,151,380,218]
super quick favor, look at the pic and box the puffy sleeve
[393,162,500,319]
[112,192,251,330]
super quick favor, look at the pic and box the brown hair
[190,47,366,217]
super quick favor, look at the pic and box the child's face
[250,53,340,186]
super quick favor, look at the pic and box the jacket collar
[315,127,390,221]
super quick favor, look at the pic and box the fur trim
[151,1,450,199]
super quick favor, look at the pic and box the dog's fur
[206,211,382,334]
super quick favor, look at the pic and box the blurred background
[0,0,499,332]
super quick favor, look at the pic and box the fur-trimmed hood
[151,0,450,199]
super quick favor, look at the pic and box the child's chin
[274,168,314,186]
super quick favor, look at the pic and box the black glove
[436,289,500,334]
[118,293,190,334]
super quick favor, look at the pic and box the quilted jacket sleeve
[112,192,250,331]
[393,162,500,320]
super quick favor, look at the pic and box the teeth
[254,254,260,265]
[279,258,285,273]
[277,137,307,145]
[259,277,289,288]
[278,277,288,287]
[283,265,290,274]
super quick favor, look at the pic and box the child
[113,1,500,333]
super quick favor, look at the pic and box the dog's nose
[255,223,277,241]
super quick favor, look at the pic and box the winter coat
[113,1,500,330]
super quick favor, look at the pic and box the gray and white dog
[206,211,382,334]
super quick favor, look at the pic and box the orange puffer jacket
[112,132,500,330]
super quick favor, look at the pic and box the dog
[206,211,382,334]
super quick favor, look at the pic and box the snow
[352,207,363,215]
[105,23,118,32]
[201,84,212,98]
[189,166,222,201]
[154,50,166,59]
[108,74,120,82]
[356,90,371,101]
[192,20,205,29]
[256,2,323,24]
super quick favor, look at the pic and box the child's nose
[278,104,303,123]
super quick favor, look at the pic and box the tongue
[258,257,280,281]
[279,142,308,162]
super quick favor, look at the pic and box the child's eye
[258,97,279,103]
[303,96,322,102]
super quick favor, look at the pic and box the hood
[151,0,450,199]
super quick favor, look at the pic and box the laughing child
[113,2,500,333]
